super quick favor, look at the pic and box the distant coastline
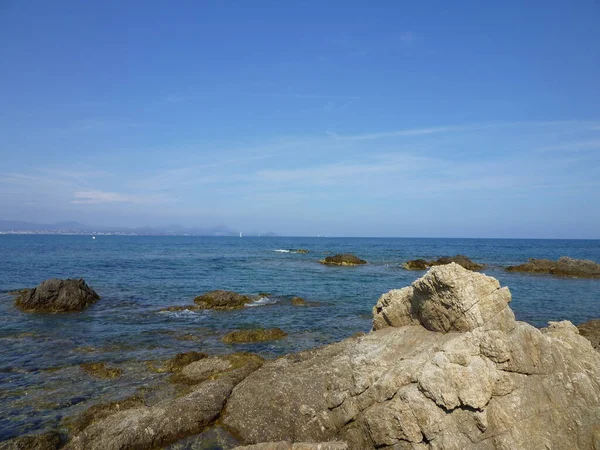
[0,220,279,237]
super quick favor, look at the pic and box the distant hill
[0,220,279,237]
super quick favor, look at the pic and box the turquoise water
[0,235,599,440]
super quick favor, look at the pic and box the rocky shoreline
[3,263,600,450]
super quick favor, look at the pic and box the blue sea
[0,235,599,441]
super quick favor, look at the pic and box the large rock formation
[14,279,100,312]
[320,254,367,266]
[506,256,600,278]
[403,255,484,271]
[223,264,600,449]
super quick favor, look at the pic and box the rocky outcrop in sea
[14,279,100,313]
[320,254,367,266]
[160,290,254,312]
[403,254,484,271]
[506,256,600,278]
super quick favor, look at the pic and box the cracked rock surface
[222,263,600,449]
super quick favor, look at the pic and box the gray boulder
[373,263,515,333]
[222,264,600,449]
[14,279,100,312]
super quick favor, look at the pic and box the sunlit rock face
[223,264,600,450]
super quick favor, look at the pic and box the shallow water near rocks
[0,235,599,440]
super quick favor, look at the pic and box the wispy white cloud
[334,125,465,141]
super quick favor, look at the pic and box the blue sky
[1,1,599,238]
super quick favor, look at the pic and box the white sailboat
[240,232,243,238]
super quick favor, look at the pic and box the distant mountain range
[0,220,279,237]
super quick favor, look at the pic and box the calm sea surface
[0,235,599,440]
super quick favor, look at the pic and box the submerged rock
[296,249,310,254]
[194,290,253,310]
[0,431,61,450]
[222,263,600,449]
[80,362,122,379]
[159,305,204,313]
[65,353,263,450]
[506,256,600,278]
[223,328,288,344]
[403,254,484,271]
[578,319,600,351]
[14,279,100,313]
[320,254,367,266]
[291,296,307,306]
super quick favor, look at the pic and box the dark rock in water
[223,328,288,344]
[578,319,600,351]
[233,443,347,450]
[257,292,272,298]
[80,362,122,379]
[320,254,367,266]
[402,259,429,270]
[0,431,61,450]
[296,249,309,254]
[291,296,307,306]
[164,351,208,372]
[432,255,484,271]
[403,255,484,271]
[64,353,264,450]
[14,279,100,313]
[193,290,253,310]
[222,264,600,449]
[506,256,600,278]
